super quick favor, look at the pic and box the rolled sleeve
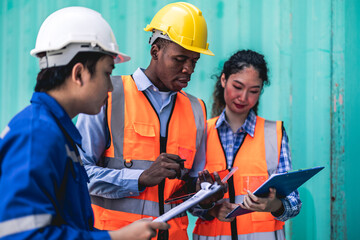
[274,192,302,222]
[189,204,215,221]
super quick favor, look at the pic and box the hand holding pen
[138,153,186,188]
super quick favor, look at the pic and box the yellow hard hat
[144,2,214,56]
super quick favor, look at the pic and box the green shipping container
[1,0,359,239]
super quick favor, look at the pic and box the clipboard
[153,167,238,223]
[226,166,325,218]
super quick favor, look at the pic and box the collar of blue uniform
[215,109,256,137]
[30,92,82,147]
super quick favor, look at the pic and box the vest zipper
[142,91,177,240]
[217,127,248,240]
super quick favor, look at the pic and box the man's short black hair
[152,38,171,50]
[35,52,108,92]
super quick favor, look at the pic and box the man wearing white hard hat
[0,7,168,240]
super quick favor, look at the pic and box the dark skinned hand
[196,169,228,209]
[138,153,184,188]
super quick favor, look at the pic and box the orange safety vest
[91,75,206,240]
[193,116,285,240]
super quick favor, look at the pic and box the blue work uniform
[0,92,110,239]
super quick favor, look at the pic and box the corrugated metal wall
[1,0,359,239]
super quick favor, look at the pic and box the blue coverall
[0,92,110,239]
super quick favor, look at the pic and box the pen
[175,158,186,163]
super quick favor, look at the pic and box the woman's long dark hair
[211,50,270,117]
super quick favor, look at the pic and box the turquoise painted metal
[0,0,359,239]
[331,0,346,238]
[343,1,360,239]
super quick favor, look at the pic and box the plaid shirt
[215,109,302,221]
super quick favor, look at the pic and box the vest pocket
[124,122,157,160]
[177,145,195,169]
[250,211,277,234]
[239,174,268,195]
[133,122,156,137]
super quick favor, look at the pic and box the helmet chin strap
[149,29,172,45]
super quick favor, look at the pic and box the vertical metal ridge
[330,0,346,239]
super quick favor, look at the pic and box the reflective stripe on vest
[194,116,284,239]
[92,75,206,239]
[106,75,125,159]
[193,229,285,240]
[187,93,206,149]
[264,120,280,176]
[91,195,186,218]
[0,214,52,238]
[100,158,153,170]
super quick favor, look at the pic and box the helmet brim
[114,53,131,63]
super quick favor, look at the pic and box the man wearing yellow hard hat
[76,2,218,240]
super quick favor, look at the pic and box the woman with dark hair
[193,50,302,240]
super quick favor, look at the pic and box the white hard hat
[31,7,130,69]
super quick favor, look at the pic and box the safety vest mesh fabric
[193,116,285,240]
[91,75,206,239]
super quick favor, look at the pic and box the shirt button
[229,144,233,148]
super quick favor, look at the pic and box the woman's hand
[239,188,284,215]
[208,201,237,222]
